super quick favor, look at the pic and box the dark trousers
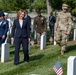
[14,37,29,64]
[49,25,54,39]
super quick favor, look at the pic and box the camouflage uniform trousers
[55,30,67,51]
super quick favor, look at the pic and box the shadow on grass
[66,45,76,53]
[13,54,44,65]
[10,45,15,48]
[30,54,44,61]
[10,49,23,55]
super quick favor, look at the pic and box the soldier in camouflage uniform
[33,9,46,45]
[54,4,72,54]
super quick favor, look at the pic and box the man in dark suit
[24,9,31,30]
[0,11,8,46]
[11,10,30,65]
[49,12,56,42]
[24,9,31,52]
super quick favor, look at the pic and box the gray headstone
[67,56,76,75]
[40,34,46,50]
[1,43,10,63]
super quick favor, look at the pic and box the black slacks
[49,25,54,39]
[14,37,29,65]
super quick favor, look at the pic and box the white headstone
[1,43,10,63]
[54,37,56,45]
[67,56,76,75]
[40,34,46,50]
[34,31,36,39]
[73,29,76,40]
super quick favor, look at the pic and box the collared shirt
[19,21,23,28]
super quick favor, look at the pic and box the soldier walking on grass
[33,9,47,46]
[54,4,72,55]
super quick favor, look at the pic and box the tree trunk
[46,0,52,16]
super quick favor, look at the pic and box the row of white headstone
[1,43,76,75]
[34,28,76,49]
[0,30,76,75]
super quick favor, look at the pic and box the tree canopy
[0,0,76,16]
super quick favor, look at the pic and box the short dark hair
[50,12,53,15]
[36,9,41,14]
[24,9,28,14]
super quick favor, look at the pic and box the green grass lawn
[0,42,76,75]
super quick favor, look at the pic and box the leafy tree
[31,0,46,10]
[49,0,76,16]
[0,0,76,16]
[51,0,63,10]
[63,0,76,16]
[0,0,30,11]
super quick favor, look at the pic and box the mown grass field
[0,29,75,75]
[0,41,76,75]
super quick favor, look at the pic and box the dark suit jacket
[49,16,56,26]
[12,18,30,38]
[24,15,31,30]
[25,15,31,24]
[0,20,8,37]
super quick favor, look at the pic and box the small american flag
[53,61,63,75]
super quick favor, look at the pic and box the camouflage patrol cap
[62,4,68,9]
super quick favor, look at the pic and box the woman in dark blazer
[0,11,8,47]
[11,9,30,65]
